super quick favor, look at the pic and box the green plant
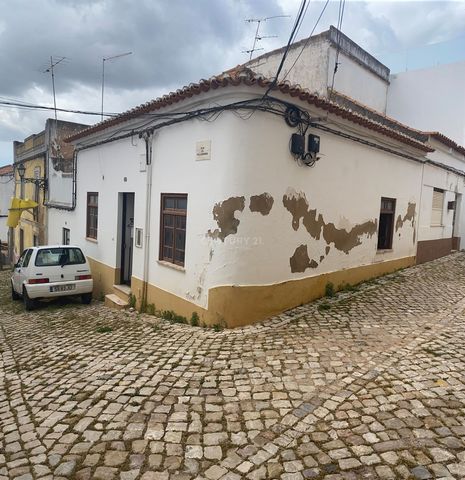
[98,292,105,302]
[318,302,331,312]
[212,323,223,332]
[161,310,187,324]
[96,325,112,333]
[339,282,358,293]
[325,282,335,297]
[128,293,136,309]
[146,303,156,315]
[190,312,200,327]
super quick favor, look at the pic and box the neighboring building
[245,26,390,113]
[0,164,14,262]
[12,119,88,259]
[416,134,465,263]
[45,69,451,327]
[387,62,465,147]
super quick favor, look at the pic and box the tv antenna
[101,51,133,121]
[244,15,290,60]
[43,56,68,123]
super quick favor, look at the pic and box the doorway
[120,193,135,285]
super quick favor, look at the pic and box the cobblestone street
[1,254,465,480]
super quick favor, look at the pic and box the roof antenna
[44,56,68,124]
[243,15,290,60]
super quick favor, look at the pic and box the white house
[246,26,465,268]
[387,62,465,147]
[44,69,446,327]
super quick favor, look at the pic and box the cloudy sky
[1,0,464,167]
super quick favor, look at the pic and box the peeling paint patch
[207,196,245,241]
[283,188,378,255]
[290,244,319,273]
[322,220,378,254]
[325,246,330,255]
[395,202,416,232]
[249,192,274,216]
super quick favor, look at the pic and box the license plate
[50,284,75,293]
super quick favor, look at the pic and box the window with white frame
[431,188,444,226]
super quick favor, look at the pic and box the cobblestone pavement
[1,254,465,480]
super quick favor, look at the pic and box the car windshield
[35,247,86,267]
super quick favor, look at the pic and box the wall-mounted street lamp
[16,163,47,190]
[101,51,133,121]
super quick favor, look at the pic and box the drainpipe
[141,131,154,310]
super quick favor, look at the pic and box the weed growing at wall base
[325,282,335,297]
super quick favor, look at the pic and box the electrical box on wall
[308,134,320,154]
[291,134,305,155]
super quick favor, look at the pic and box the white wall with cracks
[46,86,464,315]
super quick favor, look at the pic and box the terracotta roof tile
[427,132,465,156]
[0,164,13,175]
[67,70,432,153]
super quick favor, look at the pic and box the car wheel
[81,293,92,305]
[23,287,37,311]
[11,283,21,301]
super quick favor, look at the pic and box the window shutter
[431,189,444,226]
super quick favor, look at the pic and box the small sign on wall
[196,140,211,161]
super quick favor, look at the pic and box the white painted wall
[328,46,389,113]
[0,171,14,243]
[248,39,389,112]
[247,37,330,96]
[387,61,465,146]
[47,169,73,207]
[48,88,428,312]
[417,142,465,245]
[47,137,147,282]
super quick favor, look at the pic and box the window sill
[376,249,393,254]
[157,260,185,272]
[430,224,445,228]
[86,237,98,244]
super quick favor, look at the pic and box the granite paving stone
[1,253,465,478]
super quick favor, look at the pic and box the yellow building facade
[13,131,47,258]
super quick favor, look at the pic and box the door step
[104,293,128,310]
[113,284,132,302]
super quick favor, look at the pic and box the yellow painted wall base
[87,257,119,298]
[130,276,208,323]
[89,255,415,328]
[208,256,415,327]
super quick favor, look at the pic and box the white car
[11,245,93,310]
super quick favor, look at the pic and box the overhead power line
[262,0,309,98]
[329,0,346,101]
[281,0,331,82]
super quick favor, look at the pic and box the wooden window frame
[159,193,187,267]
[377,197,396,250]
[86,192,98,240]
[431,187,444,226]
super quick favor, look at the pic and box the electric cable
[262,0,308,98]
[281,0,331,82]
[328,0,346,101]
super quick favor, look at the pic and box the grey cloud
[0,0,285,96]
